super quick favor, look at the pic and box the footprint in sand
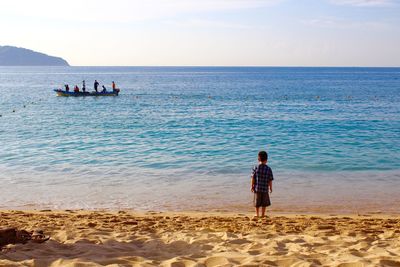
[227,239,251,245]
[169,240,190,252]
[317,225,336,230]
[205,256,230,267]
[337,263,364,267]
[380,260,400,267]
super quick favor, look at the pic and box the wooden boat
[54,89,120,97]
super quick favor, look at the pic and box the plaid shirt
[251,164,274,193]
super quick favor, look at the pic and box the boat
[54,89,120,97]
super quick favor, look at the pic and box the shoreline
[1,209,399,266]
[2,208,400,217]
[2,200,400,216]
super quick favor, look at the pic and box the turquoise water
[0,67,399,212]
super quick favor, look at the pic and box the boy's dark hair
[258,151,268,162]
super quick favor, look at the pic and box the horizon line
[2,65,399,68]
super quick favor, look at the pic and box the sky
[1,0,399,66]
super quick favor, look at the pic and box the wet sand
[1,210,399,266]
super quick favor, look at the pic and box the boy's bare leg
[261,207,266,217]
[255,207,260,217]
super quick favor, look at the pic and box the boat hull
[54,89,119,97]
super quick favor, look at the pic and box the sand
[0,210,399,267]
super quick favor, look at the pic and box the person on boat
[65,84,70,92]
[102,85,107,92]
[112,81,116,91]
[74,85,80,93]
[82,80,86,92]
[94,80,99,92]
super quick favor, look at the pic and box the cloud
[163,19,256,30]
[302,16,391,30]
[329,0,394,7]
[1,0,282,23]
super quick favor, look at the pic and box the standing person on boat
[74,85,80,93]
[94,80,99,92]
[82,80,86,92]
[65,84,70,92]
[112,81,120,93]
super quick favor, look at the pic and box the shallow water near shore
[0,66,399,213]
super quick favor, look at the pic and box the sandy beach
[0,210,399,267]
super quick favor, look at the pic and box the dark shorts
[254,192,271,207]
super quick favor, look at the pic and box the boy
[251,151,274,217]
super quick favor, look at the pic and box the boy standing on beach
[251,151,273,217]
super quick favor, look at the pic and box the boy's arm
[250,166,256,192]
[268,167,273,193]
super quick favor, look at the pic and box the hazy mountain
[0,46,69,66]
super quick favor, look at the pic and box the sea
[0,67,399,213]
